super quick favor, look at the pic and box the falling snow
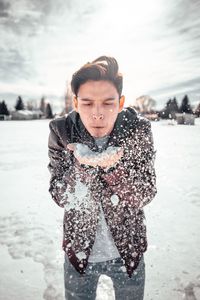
[0,118,200,300]
[63,178,90,212]
[110,194,120,206]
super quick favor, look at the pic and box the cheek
[106,106,118,114]
[78,110,90,123]
[79,106,91,116]
[106,110,118,124]
[107,107,119,117]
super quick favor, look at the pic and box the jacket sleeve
[100,120,157,208]
[47,120,74,208]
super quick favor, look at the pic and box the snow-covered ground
[0,117,200,300]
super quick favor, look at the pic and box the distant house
[11,109,43,120]
[31,109,43,119]
[0,114,12,121]
[143,113,160,121]
[175,113,195,125]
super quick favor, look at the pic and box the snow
[76,251,87,261]
[0,118,200,300]
[63,178,90,212]
[110,194,119,206]
[75,143,121,163]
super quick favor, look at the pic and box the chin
[89,128,109,138]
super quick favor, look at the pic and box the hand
[96,148,124,169]
[67,143,123,168]
[67,143,97,167]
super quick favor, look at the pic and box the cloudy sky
[0,0,200,110]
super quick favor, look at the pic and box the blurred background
[0,0,200,117]
[0,1,200,300]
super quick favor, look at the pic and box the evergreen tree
[166,99,172,119]
[159,98,172,119]
[179,95,193,114]
[0,100,10,115]
[45,103,54,119]
[158,97,179,119]
[168,97,179,119]
[172,97,179,112]
[15,96,25,110]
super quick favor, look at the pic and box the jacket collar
[67,107,139,151]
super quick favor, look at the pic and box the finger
[117,148,124,155]
[67,143,76,152]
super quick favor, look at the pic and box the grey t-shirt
[88,135,120,263]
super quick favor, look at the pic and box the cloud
[0,0,104,91]
[0,0,10,18]
[0,0,200,108]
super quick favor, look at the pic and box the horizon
[0,91,199,114]
[0,0,200,111]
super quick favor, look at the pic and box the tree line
[0,96,53,119]
[1,93,200,120]
[133,94,200,119]
[158,95,200,119]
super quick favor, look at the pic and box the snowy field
[0,117,200,300]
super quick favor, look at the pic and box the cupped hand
[67,143,123,169]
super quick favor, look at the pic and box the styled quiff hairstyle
[71,56,123,97]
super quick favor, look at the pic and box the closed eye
[104,102,114,105]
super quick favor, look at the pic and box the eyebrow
[78,97,116,101]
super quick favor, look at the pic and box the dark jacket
[47,107,157,277]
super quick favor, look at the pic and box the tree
[172,97,179,112]
[26,100,36,111]
[40,96,46,114]
[45,103,54,119]
[194,102,200,117]
[0,100,10,115]
[65,83,73,114]
[15,96,25,110]
[179,95,193,114]
[159,97,180,119]
[167,97,179,119]
[0,102,3,115]
[134,95,156,113]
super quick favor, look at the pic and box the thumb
[67,143,77,152]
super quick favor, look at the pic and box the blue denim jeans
[64,254,145,300]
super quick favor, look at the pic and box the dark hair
[70,56,123,97]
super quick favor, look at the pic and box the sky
[0,0,200,111]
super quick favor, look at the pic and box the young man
[47,56,157,300]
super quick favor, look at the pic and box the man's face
[73,80,125,138]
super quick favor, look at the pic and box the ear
[119,95,125,112]
[73,96,79,112]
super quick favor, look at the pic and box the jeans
[64,254,145,300]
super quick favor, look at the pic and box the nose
[92,113,104,120]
